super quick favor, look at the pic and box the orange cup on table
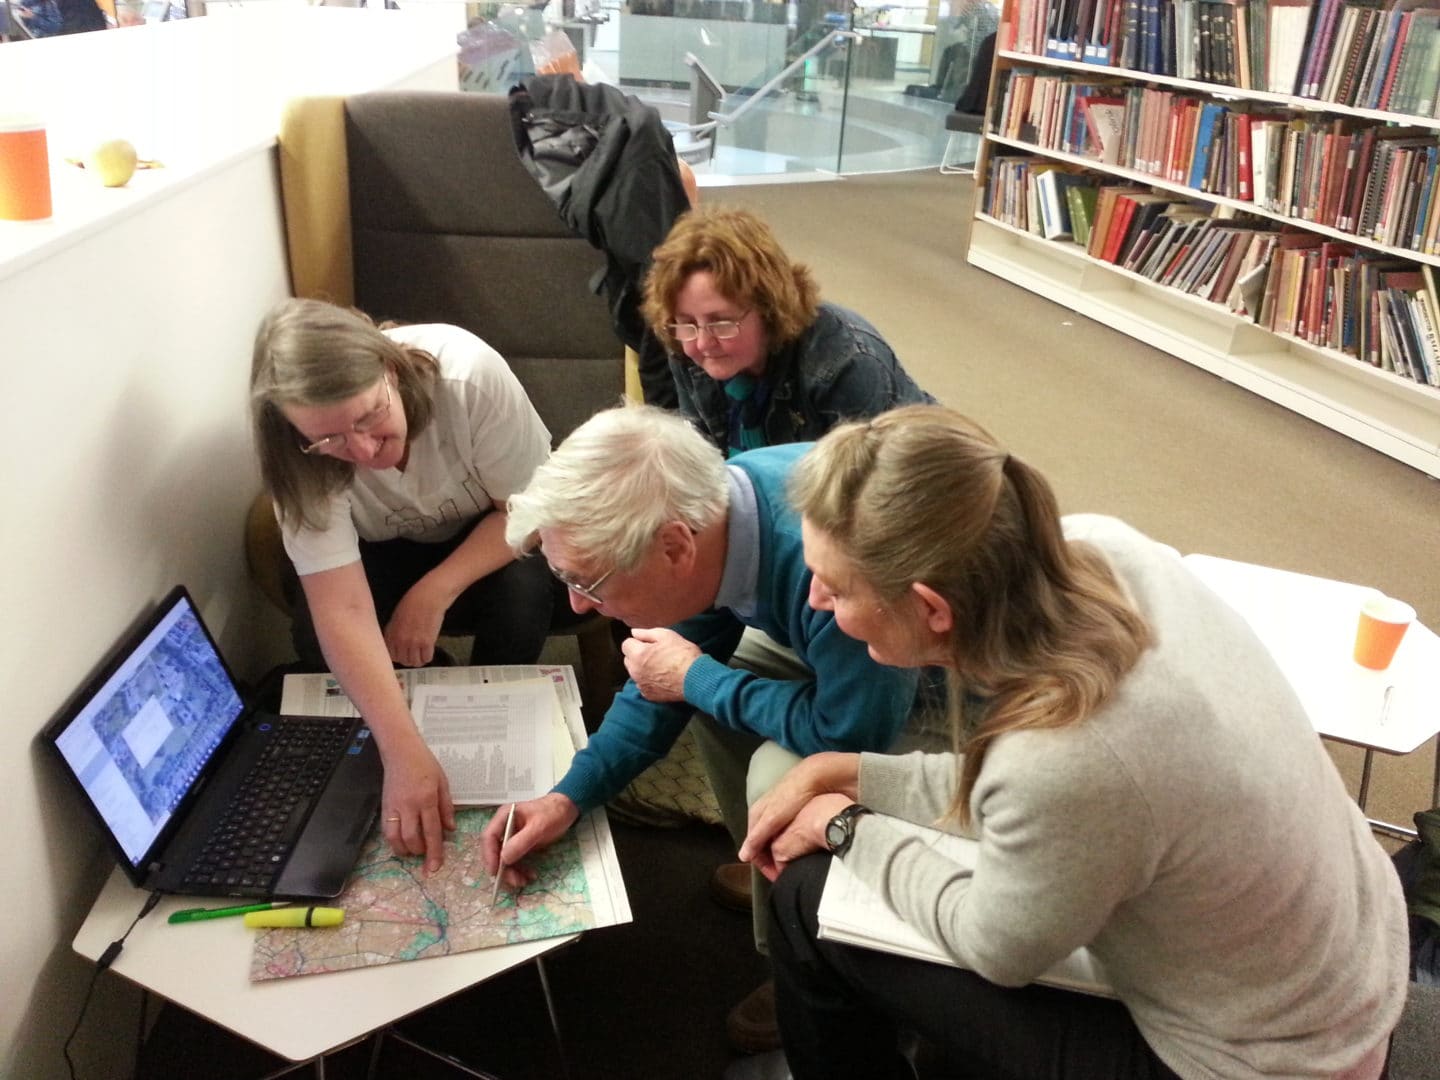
[0,116,53,221]
[1353,595,1415,671]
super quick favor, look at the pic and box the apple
[85,138,139,188]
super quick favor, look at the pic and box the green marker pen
[168,901,288,924]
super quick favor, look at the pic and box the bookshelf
[964,3,1440,478]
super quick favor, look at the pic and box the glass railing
[460,0,999,177]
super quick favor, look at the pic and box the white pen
[491,803,517,907]
[1379,685,1395,727]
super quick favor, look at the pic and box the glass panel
[701,7,847,177]
[838,0,1000,173]
[457,0,1002,177]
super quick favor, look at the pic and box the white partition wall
[0,12,457,1077]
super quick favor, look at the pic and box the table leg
[1358,749,1375,810]
[136,988,149,1080]
[373,1027,504,1078]
[1352,745,1424,841]
[366,1027,388,1080]
[535,956,572,1080]
[1431,736,1440,811]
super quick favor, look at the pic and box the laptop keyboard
[181,716,355,895]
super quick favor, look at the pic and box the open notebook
[818,817,1115,998]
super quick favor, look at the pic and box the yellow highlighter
[243,906,344,929]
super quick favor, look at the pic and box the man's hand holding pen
[481,792,582,892]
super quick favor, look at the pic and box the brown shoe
[710,861,754,912]
[726,979,780,1054]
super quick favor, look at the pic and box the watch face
[826,816,848,852]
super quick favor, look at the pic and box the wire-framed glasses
[665,310,751,342]
[297,377,393,456]
[549,564,615,605]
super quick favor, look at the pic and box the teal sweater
[554,444,919,812]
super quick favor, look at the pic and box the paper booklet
[817,818,1115,998]
[279,664,576,805]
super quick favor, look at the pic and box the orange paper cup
[1353,595,1414,671]
[0,117,53,222]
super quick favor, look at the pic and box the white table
[73,663,627,1077]
[1183,554,1440,836]
[75,870,574,1077]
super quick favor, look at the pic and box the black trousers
[287,521,582,668]
[768,853,1183,1080]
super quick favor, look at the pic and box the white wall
[2,141,295,1080]
[0,11,460,1077]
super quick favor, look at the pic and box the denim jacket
[669,301,936,453]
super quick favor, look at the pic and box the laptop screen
[50,591,245,872]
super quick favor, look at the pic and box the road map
[251,807,598,980]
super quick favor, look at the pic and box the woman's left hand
[748,792,853,882]
[384,582,448,667]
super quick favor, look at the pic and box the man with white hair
[481,403,924,1053]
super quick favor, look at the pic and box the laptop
[41,587,382,900]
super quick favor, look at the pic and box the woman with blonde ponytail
[737,405,1407,1080]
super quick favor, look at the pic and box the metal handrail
[682,28,858,131]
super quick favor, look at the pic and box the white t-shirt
[281,323,551,577]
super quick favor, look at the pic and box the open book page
[818,818,1114,998]
[410,680,556,805]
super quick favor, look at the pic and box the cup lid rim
[0,116,46,133]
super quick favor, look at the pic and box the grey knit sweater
[850,515,1408,1079]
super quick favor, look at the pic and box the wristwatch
[824,803,872,859]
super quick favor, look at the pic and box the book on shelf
[1267,0,1313,93]
[1298,0,1343,96]
[1120,195,1182,268]
[1418,265,1440,380]
[816,817,1115,999]
[1081,96,1127,163]
[1401,290,1439,382]
[1230,244,1276,315]
[1088,184,1140,257]
[1250,0,1271,90]
[1035,166,1091,239]
[1187,101,1227,190]
[1065,182,1103,245]
[1389,9,1440,116]
[1234,112,1255,199]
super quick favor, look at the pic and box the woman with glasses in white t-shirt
[249,298,573,873]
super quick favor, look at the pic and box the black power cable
[64,890,162,1080]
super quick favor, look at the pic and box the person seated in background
[249,298,578,875]
[482,404,933,1054]
[640,205,935,457]
[13,0,62,34]
[739,405,1409,1080]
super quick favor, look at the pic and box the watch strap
[826,803,872,858]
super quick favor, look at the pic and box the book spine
[1378,13,1414,112]
[1236,112,1254,200]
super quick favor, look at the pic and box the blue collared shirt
[714,466,760,621]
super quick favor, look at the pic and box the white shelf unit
[965,38,1440,479]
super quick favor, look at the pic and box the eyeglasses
[298,377,393,456]
[665,310,751,343]
[549,564,615,605]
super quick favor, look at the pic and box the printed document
[818,818,1114,997]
